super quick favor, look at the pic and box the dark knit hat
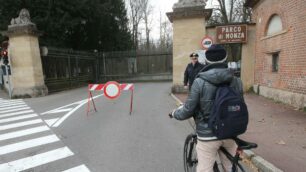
[205,44,227,64]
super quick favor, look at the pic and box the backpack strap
[197,77,231,113]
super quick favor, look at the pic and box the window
[272,53,279,72]
[266,15,283,36]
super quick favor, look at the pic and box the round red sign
[201,36,213,50]
[103,81,121,99]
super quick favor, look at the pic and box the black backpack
[208,85,249,139]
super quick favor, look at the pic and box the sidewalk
[174,93,306,172]
[0,88,9,99]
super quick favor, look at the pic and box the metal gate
[42,48,98,93]
[42,48,172,93]
[100,50,172,82]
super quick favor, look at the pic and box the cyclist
[170,44,244,172]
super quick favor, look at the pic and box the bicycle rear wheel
[183,134,197,172]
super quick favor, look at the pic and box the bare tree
[235,0,252,22]
[208,0,252,62]
[140,0,154,50]
[208,0,252,24]
[128,0,144,49]
[159,13,173,51]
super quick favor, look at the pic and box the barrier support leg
[130,89,134,115]
[87,91,97,116]
[90,91,97,113]
[86,91,91,116]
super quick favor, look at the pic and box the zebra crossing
[0,98,90,172]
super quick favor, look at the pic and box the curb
[170,93,283,172]
[170,93,183,106]
[242,150,283,172]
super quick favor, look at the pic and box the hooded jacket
[174,63,244,140]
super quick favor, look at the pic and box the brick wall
[253,0,306,94]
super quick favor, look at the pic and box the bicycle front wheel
[183,134,197,172]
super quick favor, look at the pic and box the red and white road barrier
[89,83,134,91]
[87,81,134,115]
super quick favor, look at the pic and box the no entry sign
[87,81,135,115]
[201,36,213,50]
[104,81,121,99]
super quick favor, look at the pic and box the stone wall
[254,85,306,109]
[167,5,212,93]
[241,25,256,91]
[172,17,207,87]
[7,25,48,98]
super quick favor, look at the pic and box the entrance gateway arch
[167,0,256,93]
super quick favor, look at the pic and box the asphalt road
[23,82,194,172]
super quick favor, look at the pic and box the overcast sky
[149,0,216,39]
[146,0,177,39]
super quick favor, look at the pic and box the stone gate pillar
[5,9,48,98]
[167,0,212,93]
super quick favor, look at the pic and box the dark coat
[184,62,204,89]
[174,63,244,140]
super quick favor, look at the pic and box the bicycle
[183,133,258,172]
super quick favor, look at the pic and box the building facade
[246,0,306,109]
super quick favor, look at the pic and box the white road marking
[0,100,89,171]
[0,102,25,108]
[0,99,24,103]
[0,114,37,124]
[42,94,103,128]
[0,119,43,131]
[0,107,30,114]
[0,98,22,101]
[0,105,27,111]
[0,135,60,155]
[0,99,23,102]
[0,100,23,104]
[43,108,73,114]
[41,100,86,115]
[0,147,74,172]
[52,102,88,128]
[0,110,34,119]
[0,125,50,141]
[63,165,90,172]
[45,118,60,126]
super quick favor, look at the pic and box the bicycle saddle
[233,137,258,150]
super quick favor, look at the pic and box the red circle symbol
[103,81,121,99]
[201,36,213,50]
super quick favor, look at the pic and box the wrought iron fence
[42,48,172,93]
[42,48,97,92]
[100,50,173,81]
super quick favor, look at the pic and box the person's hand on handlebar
[169,110,175,118]
[169,103,184,119]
